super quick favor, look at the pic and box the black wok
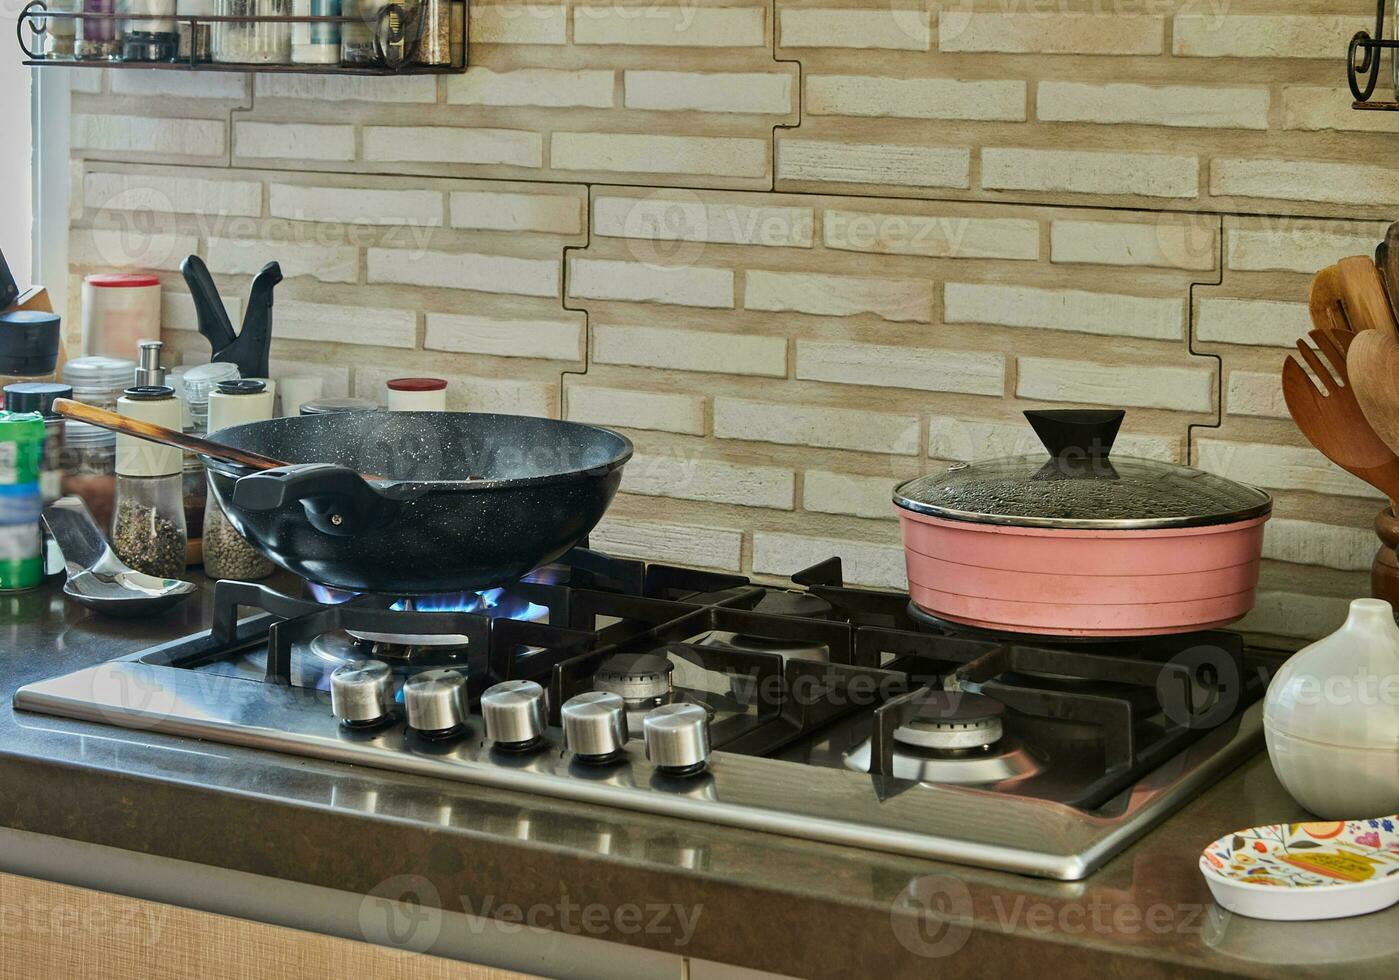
[203,411,632,594]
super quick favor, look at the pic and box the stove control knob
[330,660,393,728]
[561,691,628,764]
[644,703,710,777]
[481,680,546,751]
[403,668,466,739]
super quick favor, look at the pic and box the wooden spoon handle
[53,398,291,472]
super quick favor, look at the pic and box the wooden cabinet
[0,872,533,980]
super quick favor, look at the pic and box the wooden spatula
[1309,265,1350,333]
[1337,255,1396,333]
[1378,223,1399,327]
[1283,330,1399,505]
[1348,326,1399,460]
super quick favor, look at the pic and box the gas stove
[13,548,1283,879]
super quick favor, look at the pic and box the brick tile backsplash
[794,341,1004,396]
[943,283,1185,341]
[778,8,930,51]
[744,270,933,322]
[71,0,1395,639]
[982,148,1199,200]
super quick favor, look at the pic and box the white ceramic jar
[80,274,161,360]
[386,377,447,412]
[1264,598,1399,818]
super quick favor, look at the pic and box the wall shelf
[17,0,467,76]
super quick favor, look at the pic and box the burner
[593,652,674,706]
[843,736,1041,785]
[907,600,1136,645]
[309,631,471,669]
[893,692,1005,750]
[305,583,550,647]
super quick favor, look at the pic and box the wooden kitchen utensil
[1309,265,1351,333]
[1337,255,1397,334]
[1382,223,1399,324]
[1348,326,1399,460]
[1283,329,1399,505]
[54,398,294,472]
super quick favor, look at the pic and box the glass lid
[894,410,1272,530]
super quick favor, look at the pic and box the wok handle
[232,464,401,537]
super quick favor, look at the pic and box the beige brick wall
[64,0,1398,644]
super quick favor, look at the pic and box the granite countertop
[2,577,1396,978]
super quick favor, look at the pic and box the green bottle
[0,410,45,592]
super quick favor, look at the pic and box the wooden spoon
[1348,326,1399,460]
[1309,265,1351,333]
[1380,223,1399,327]
[1283,330,1399,505]
[54,398,293,471]
[1337,255,1396,333]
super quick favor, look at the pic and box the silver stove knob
[644,703,710,776]
[403,668,466,738]
[562,691,628,763]
[330,660,393,727]
[481,680,546,750]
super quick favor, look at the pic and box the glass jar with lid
[112,386,187,579]
[63,355,138,411]
[202,380,275,580]
[61,421,117,535]
[180,362,240,557]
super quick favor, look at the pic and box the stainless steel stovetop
[13,550,1283,880]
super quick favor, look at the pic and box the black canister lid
[0,310,62,376]
[216,379,266,395]
[3,382,73,417]
[123,385,176,401]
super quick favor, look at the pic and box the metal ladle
[43,497,197,618]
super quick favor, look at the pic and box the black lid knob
[3,382,72,417]
[1024,409,1124,460]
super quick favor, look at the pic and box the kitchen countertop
[2,577,1396,978]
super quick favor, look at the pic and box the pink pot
[897,511,1268,636]
[894,410,1272,637]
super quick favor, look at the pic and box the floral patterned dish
[1199,817,1399,921]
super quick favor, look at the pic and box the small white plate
[1199,816,1399,921]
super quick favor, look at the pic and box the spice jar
[119,0,180,61]
[63,355,138,411]
[339,0,379,64]
[44,0,80,58]
[212,0,293,63]
[386,377,447,411]
[291,0,340,63]
[61,421,116,536]
[77,0,122,60]
[113,385,187,579]
[180,362,239,549]
[4,382,73,577]
[0,310,62,390]
[202,380,274,581]
[0,411,44,592]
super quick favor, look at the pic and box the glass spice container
[340,0,379,64]
[61,421,117,537]
[78,0,122,60]
[113,386,187,580]
[213,0,293,63]
[202,380,274,581]
[180,362,239,556]
[120,0,180,61]
[44,0,80,58]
